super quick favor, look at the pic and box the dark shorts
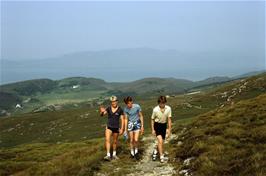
[107,127,119,134]
[154,122,167,140]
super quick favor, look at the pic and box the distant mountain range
[1,48,265,84]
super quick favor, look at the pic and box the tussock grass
[171,93,266,175]
[0,139,104,176]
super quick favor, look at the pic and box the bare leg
[129,131,135,155]
[112,132,119,153]
[133,130,140,153]
[105,128,112,155]
[157,135,164,157]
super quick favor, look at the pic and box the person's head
[158,96,167,109]
[124,96,133,108]
[110,95,118,108]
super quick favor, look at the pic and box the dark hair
[124,96,133,104]
[158,96,167,104]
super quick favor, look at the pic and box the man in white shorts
[124,96,144,160]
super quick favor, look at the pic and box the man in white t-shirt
[151,95,172,163]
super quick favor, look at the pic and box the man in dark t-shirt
[99,95,124,161]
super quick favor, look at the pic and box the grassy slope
[0,139,104,176]
[0,108,106,147]
[0,87,211,175]
[1,73,266,148]
[0,73,266,175]
[170,93,266,176]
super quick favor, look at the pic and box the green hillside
[0,77,110,115]
[171,92,266,175]
[0,79,57,96]
[0,74,242,116]
[0,72,265,175]
[117,77,194,94]
[1,72,266,148]
[0,92,21,110]
[56,77,108,89]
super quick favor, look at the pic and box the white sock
[107,152,111,157]
[153,149,158,155]
[135,148,138,154]
[131,149,135,156]
[113,151,116,156]
[160,154,164,159]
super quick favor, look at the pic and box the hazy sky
[1,1,265,60]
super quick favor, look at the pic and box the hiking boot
[104,155,112,161]
[130,154,135,159]
[152,150,158,161]
[160,156,169,163]
[152,154,157,161]
[135,152,140,160]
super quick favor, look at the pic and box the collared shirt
[151,105,172,123]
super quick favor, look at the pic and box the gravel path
[126,135,177,176]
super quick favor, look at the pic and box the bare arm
[151,109,156,135]
[151,119,156,135]
[139,112,144,134]
[167,117,172,137]
[168,107,172,133]
[119,115,124,135]
[124,113,128,132]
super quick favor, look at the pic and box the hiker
[99,95,124,161]
[123,96,144,159]
[151,95,172,163]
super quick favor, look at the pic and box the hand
[124,131,128,137]
[141,127,144,135]
[119,129,123,135]
[123,131,128,141]
[99,106,105,113]
[166,129,171,138]
[152,130,156,136]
